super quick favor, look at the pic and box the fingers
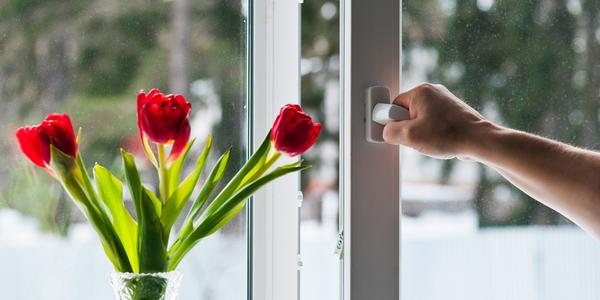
[382,120,413,146]
[392,89,413,109]
[393,82,441,109]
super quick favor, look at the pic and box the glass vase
[110,271,182,300]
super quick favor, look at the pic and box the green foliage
[51,146,132,272]
[161,138,213,236]
[20,129,308,273]
[94,164,139,272]
[178,147,232,240]
[139,188,167,273]
[169,159,310,270]
[121,150,143,221]
[167,138,198,195]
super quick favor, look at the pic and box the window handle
[372,103,410,125]
[365,86,410,143]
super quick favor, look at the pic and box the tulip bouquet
[15,89,320,299]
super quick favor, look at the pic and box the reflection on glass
[402,1,600,299]
[0,0,248,299]
[300,1,341,299]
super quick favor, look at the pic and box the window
[401,1,600,299]
[1,0,250,298]
[4,0,596,299]
[300,1,341,300]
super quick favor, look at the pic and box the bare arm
[383,83,600,237]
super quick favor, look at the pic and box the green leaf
[93,164,139,272]
[161,138,213,235]
[177,148,231,241]
[168,161,310,270]
[146,188,162,217]
[121,149,142,221]
[75,154,102,210]
[200,161,308,236]
[204,201,245,237]
[139,187,167,273]
[199,133,272,222]
[52,146,133,272]
[57,162,133,272]
[48,145,76,178]
[167,138,198,197]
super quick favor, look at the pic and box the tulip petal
[16,126,49,168]
[271,104,321,156]
[137,89,192,151]
[168,120,191,162]
[41,113,77,158]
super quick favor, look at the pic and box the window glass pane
[402,1,600,299]
[300,1,341,299]
[0,0,249,299]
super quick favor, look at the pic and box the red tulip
[16,113,77,169]
[137,89,191,161]
[271,104,321,156]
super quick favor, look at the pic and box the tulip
[16,113,77,170]
[271,104,321,157]
[137,89,191,161]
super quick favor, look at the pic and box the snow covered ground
[2,209,600,300]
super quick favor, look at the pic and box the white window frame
[251,0,301,300]
[250,0,402,299]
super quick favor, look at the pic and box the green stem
[262,151,282,176]
[157,143,172,248]
[243,151,281,186]
[157,144,169,204]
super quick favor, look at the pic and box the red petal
[41,113,77,158]
[16,126,50,168]
[168,120,191,162]
[271,104,321,156]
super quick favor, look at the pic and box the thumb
[382,120,413,146]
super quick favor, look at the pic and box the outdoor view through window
[0,0,249,299]
[300,1,341,299]
[401,0,600,299]
[299,0,600,299]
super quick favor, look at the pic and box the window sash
[251,0,402,299]
[340,0,402,299]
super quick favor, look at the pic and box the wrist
[460,119,505,161]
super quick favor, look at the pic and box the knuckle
[415,82,437,98]
[433,83,447,91]
[417,82,435,92]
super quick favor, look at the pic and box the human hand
[383,83,493,159]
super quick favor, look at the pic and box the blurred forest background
[0,0,599,258]
[400,0,600,227]
[0,0,249,234]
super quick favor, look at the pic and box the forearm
[467,122,600,236]
[384,83,600,236]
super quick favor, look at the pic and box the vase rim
[111,270,182,277]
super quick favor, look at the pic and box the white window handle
[372,103,410,125]
[365,86,410,143]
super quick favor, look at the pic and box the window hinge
[297,191,303,208]
[297,254,303,270]
[334,231,344,260]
